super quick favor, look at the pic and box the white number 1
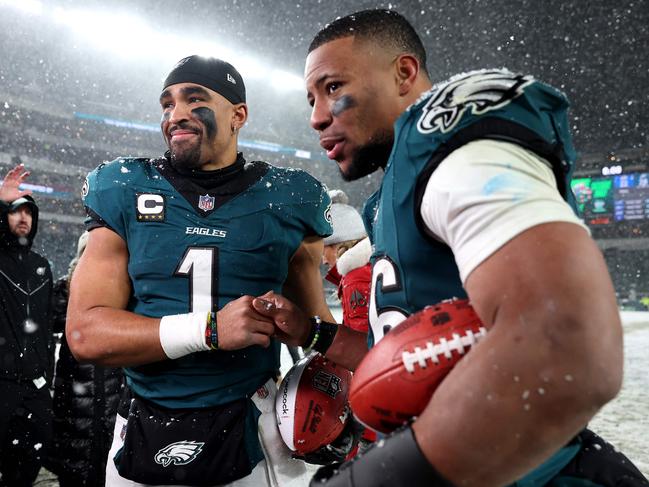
[174,247,218,312]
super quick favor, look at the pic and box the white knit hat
[324,189,366,246]
[76,230,89,258]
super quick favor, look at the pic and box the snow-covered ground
[35,310,649,485]
[588,311,649,477]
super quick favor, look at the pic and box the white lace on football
[401,327,488,373]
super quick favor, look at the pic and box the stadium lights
[5,2,305,92]
[270,69,305,92]
[0,0,43,15]
[52,8,166,60]
[231,56,267,80]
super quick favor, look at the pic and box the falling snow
[0,0,644,484]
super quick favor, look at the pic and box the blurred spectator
[45,231,124,487]
[322,189,371,333]
[0,165,55,487]
[321,189,376,452]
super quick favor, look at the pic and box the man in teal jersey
[67,55,336,486]
[252,9,648,487]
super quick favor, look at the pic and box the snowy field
[34,311,649,485]
[588,311,649,477]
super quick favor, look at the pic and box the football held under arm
[412,139,623,486]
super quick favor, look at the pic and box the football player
[253,9,649,487]
[67,56,335,486]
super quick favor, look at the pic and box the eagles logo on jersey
[365,69,577,346]
[81,177,89,198]
[82,157,333,409]
[324,201,333,225]
[417,70,534,135]
[154,440,205,467]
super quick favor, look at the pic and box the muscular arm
[262,235,368,371]
[412,222,623,486]
[282,235,334,321]
[66,227,166,366]
[405,140,624,485]
[68,227,275,367]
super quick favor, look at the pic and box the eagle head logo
[417,70,534,135]
[154,440,205,467]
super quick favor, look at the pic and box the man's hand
[252,291,311,347]
[0,164,32,203]
[217,295,277,350]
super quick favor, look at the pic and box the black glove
[309,425,455,487]
[294,410,364,465]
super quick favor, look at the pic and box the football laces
[401,327,488,373]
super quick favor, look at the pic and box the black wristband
[310,425,455,487]
[303,317,339,356]
[313,320,338,355]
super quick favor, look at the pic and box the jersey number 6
[369,256,409,344]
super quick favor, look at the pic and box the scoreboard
[570,172,649,225]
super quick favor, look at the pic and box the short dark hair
[308,9,429,77]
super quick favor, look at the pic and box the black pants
[554,428,649,486]
[0,380,53,487]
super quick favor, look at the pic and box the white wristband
[159,312,211,359]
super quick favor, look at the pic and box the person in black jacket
[45,231,124,487]
[0,164,54,487]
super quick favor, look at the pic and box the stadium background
[0,0,646,483]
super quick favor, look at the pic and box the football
[349,299,488,433]
[276,353,352,455]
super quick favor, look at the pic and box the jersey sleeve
[81,160,128,240]
[419,139,589,284]
[292,172,333,239]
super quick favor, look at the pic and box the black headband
[163,55,246,104]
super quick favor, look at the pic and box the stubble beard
[169,136,203,171]
[11,227,30,238]
[340,129,393,182]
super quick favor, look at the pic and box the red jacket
[339,264,371,332]
[324,238,372,333]
[325,238,376,446]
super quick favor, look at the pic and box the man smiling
[67,56,334,486]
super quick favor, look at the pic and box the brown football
[350,299,487,433]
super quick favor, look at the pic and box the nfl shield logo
[198,194,215,211]
[312,371,342,398]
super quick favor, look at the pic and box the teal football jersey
[83,155,332,408]
[364,69,583,487]
[365,70,577,346]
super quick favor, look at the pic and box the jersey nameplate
[136,193,165,222]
